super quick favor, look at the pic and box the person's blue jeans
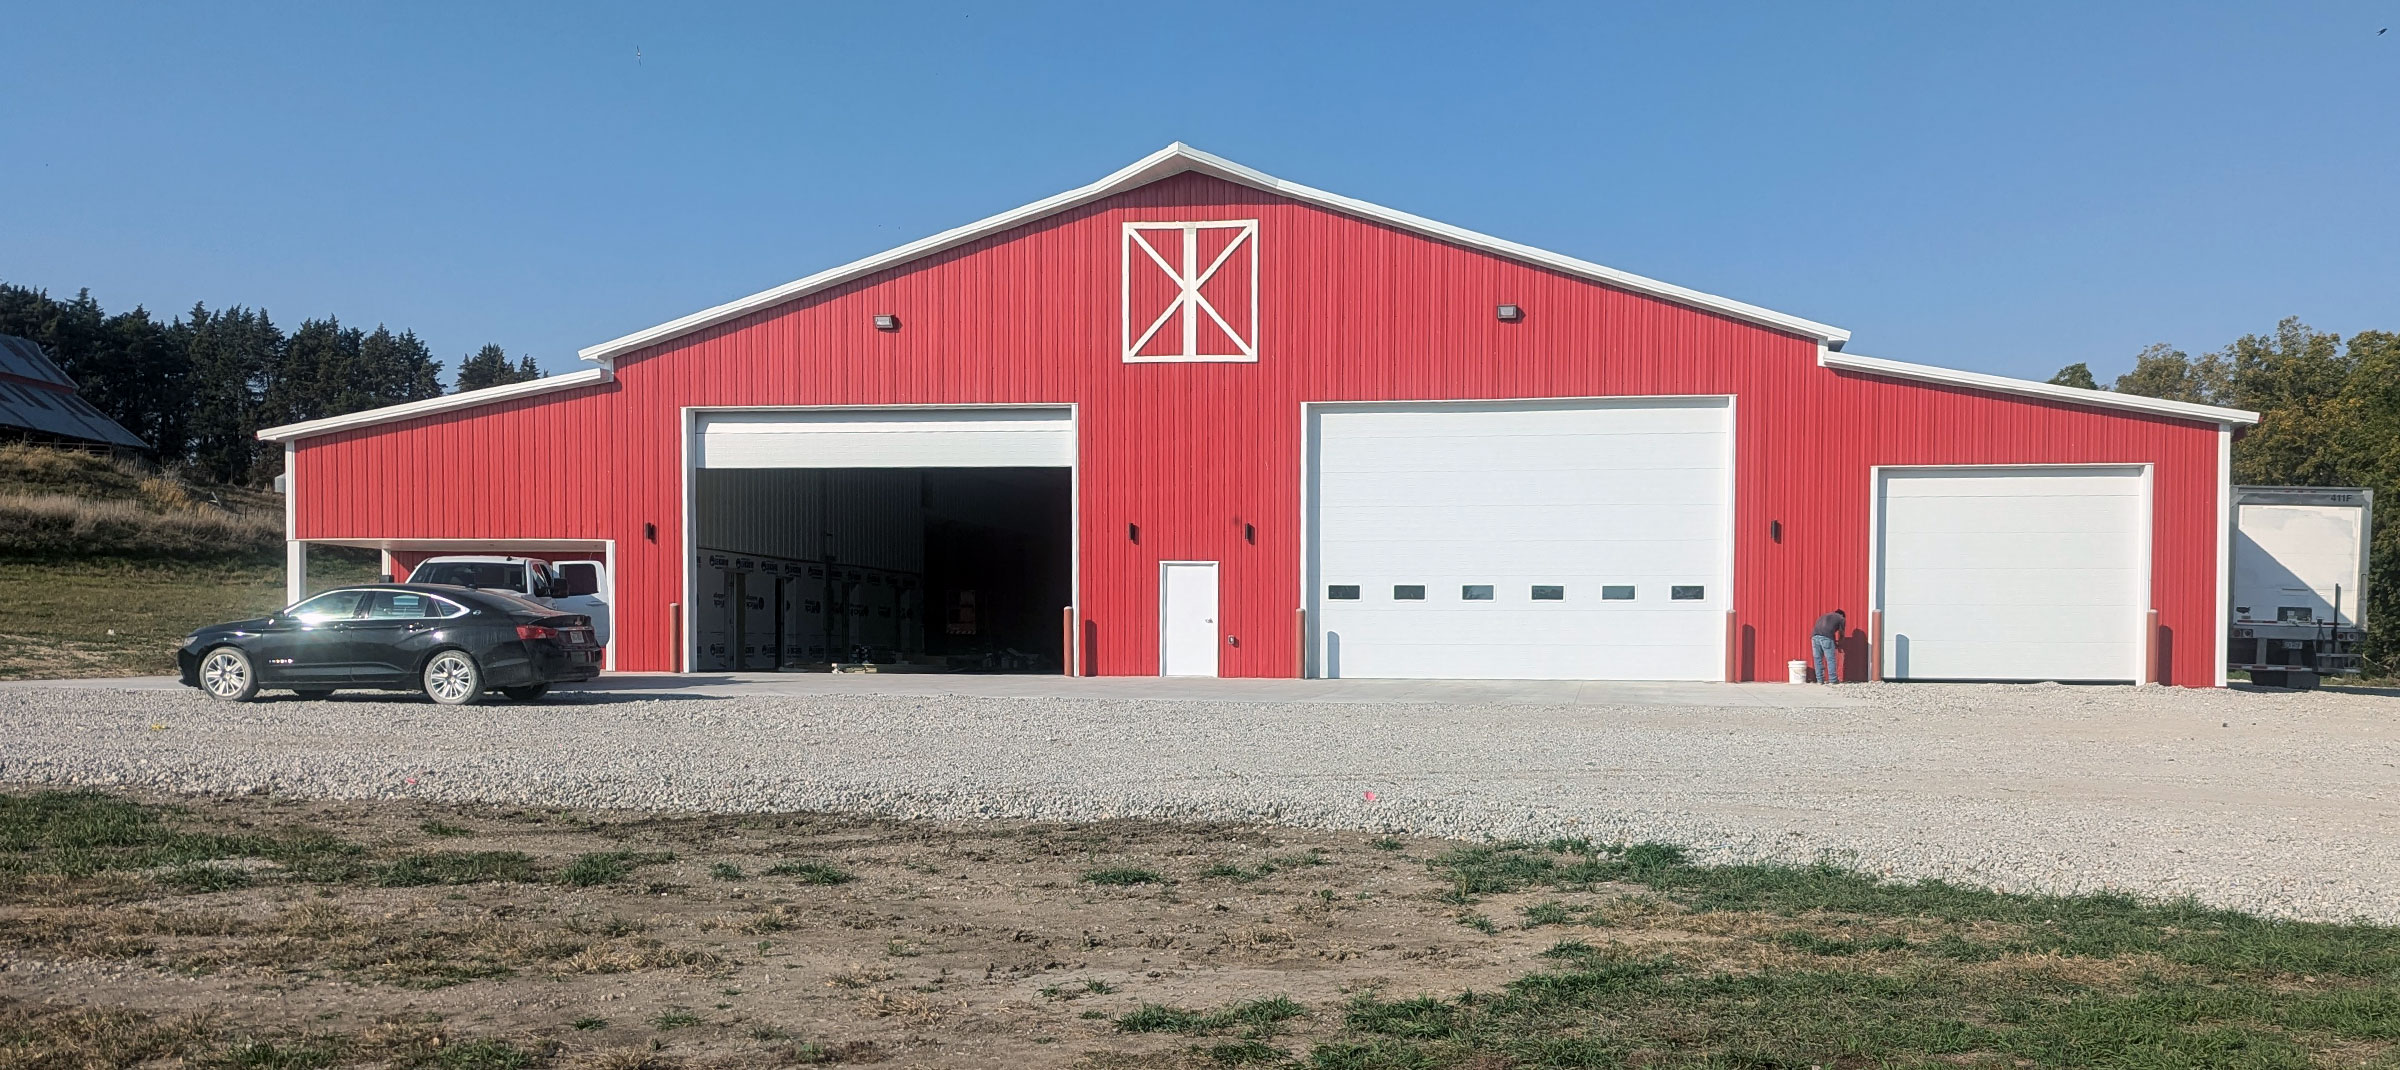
[1812,634,1839,684]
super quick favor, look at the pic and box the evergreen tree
[181,303,282,484]
[454,343,543,391]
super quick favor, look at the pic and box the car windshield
[411,562,526,590]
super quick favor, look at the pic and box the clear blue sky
[4,2,2395,383]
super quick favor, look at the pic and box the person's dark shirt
[1812,611,1845,639]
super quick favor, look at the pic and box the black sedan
[177,584,602,704]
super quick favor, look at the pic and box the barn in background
[259,144,2258,685]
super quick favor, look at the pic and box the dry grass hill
[0,445,371,678]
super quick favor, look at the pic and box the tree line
[0,281,542,485]
[2049,318,2398,675]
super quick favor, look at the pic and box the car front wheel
[500,684,550,702]
[198,646,260,702]
[422,650,484,706]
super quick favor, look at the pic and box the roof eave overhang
[254,366,614,442]
[1819,350,2261,427]
[574,142,1851,367]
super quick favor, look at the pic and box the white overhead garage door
[694,407,1074,469]
[1307,398,1730,681]
[1876,466,2148,682]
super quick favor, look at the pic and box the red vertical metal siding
[292,172,2226,684]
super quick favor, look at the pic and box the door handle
[406,622,432,632]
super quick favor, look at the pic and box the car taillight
[517,625,559,641]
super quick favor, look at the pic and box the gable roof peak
[574,144,1851,366]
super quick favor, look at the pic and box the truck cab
[407,555,612,649]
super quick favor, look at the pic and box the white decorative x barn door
[1121,220,1258,363]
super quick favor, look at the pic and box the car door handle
[405,622,433,632]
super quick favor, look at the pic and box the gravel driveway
[3,680,2396,922]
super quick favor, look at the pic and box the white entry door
[1159,561,1220,677]
[1877,466,2148,682]
[1307,398,1731,680]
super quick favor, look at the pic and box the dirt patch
[0,792,1608,1066]
[5,789,2394,1069]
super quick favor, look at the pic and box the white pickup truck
[407,556,612,648]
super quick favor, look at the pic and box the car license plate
[564,628,595,647]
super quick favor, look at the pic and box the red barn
[261,144,2258,686]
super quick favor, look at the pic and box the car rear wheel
[500,684,550,702]
[422,650,484,706]
[198,646,259,702]
[292,690,336,701]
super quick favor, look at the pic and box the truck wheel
[422,650,484,706]
[500,684,550,702]
[198,646,260,702]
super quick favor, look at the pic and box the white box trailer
[2228,486,2373,689]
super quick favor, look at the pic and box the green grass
[417,821,471,838]
[651,1010,702,1031]
[421,1038,540,1069]
[196,1036,347,1070]
[1203,1039,1286,1065]
[373,851,539,887]
[1200,850,1328,883]
[1083,867,1166,886]
[762,860,852,885]
[1249,843,2400,1067]
[1520,900,1573,927]
[0,790,364,886]
[556,851,675,888]
[708,862,746,882]
[1431,841,2400,979]
[1117,997,1308,1037]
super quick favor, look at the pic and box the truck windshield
[412,562,526,591]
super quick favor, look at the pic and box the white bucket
[1787,659,1809,684]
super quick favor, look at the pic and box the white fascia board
[575,143,1851,366]
[255,367,615,442]
[1820,351,2260,427]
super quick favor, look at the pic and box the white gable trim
[1820,351,2259,426]
[255,366,614,442]
[574,142,1852,366]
